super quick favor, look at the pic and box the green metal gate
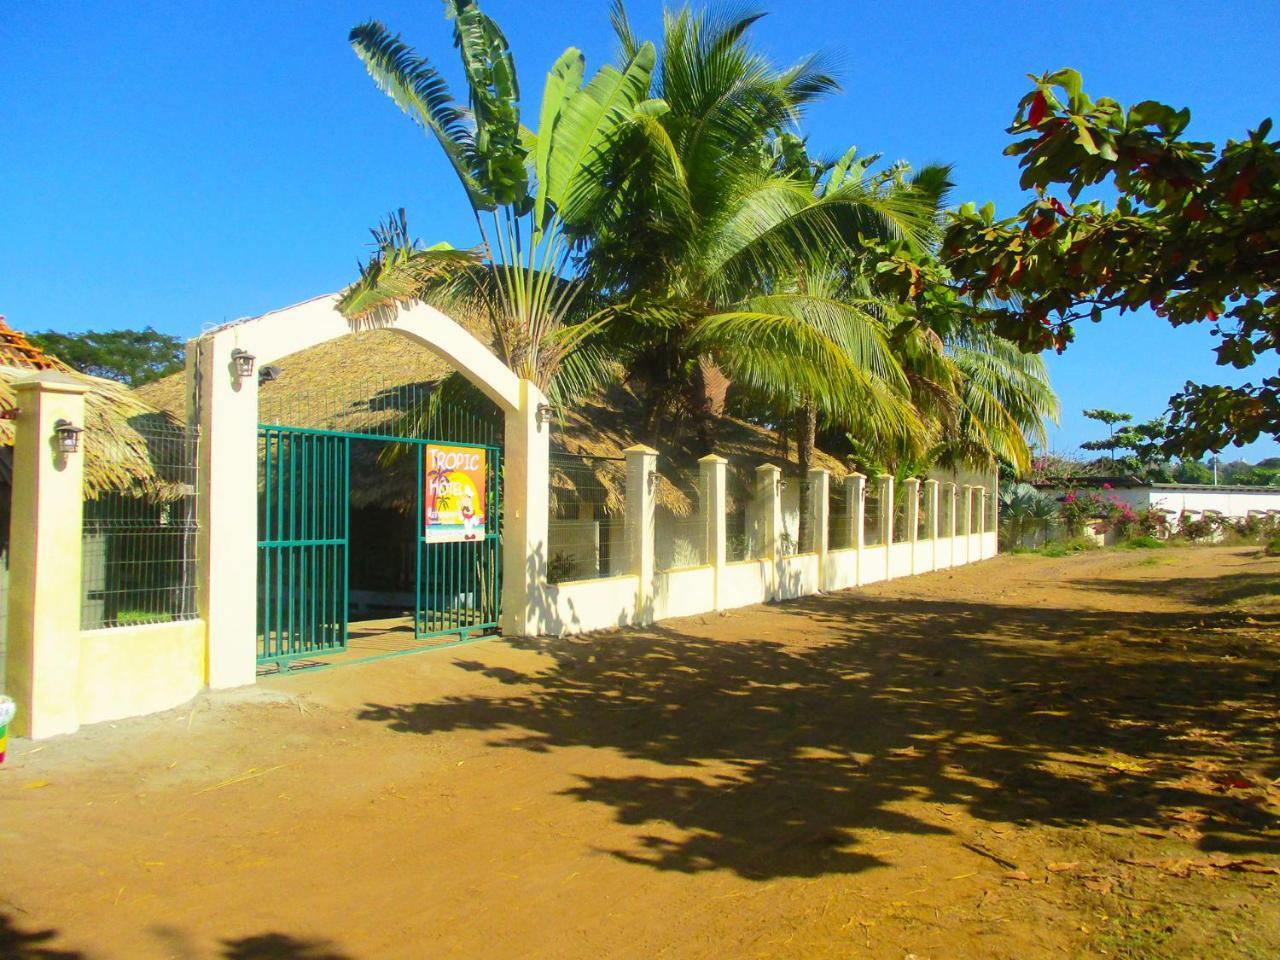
[257,428,350,666]
[257,425,502,668]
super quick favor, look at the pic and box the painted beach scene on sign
[424,443,487,542]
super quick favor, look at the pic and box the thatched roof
[552,386,847,516]
[0,317,186,500]
[139,319,848,516]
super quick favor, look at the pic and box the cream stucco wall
[77,620,206,726]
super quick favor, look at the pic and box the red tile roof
[0,315,65,371]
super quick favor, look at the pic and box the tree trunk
[688,355,731,452]
[796,400,817,552]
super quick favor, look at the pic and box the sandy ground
[2,545,1278,959]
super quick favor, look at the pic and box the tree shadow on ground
[0,913,84,960]
[358,572,1280,880]
[221,932,354,960]
[1069,567,1280,609]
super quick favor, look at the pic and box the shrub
[1120,534,1164,549]
[1265,537,1280,557]
[1040,536,1096,558]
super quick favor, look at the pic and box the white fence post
[924,478,940,571]
[961,485,974,564]
[756,463,782,599]
[626,445,658,621]
[879,474,894,580]
[945,481,958,567]
[904,477,920,574]
[810,467,829,586]
[700,454,727,611]
[5,374,89,738]
[848,472,865,585]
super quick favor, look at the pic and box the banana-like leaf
[533,49,587,232]
[544,42,659,229]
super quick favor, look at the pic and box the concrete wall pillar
[847,473,865,585]
[904,478,920,543]
[756,464,781,598]
[809,467,829,577]
[879,474,894,580]
[961,485,974,563]
[903,477,921,574]
[700,454,727,611]
[6,375,89,738]
[945,481,958,567]
[191,335,260,689]
[626,445,658,620]
[924,478,940,569]
[879,475,895,547]
[500,379,551,635]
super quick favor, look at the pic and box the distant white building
[1041,479,1280,522]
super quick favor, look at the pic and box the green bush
[1120,534,1165,549]
[1040,536,1097,558]
[1265,537,1280,557]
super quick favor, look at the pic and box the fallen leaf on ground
[1122,855,1280,878]
[1047,862,1080,873]
[1004,870,1031,882]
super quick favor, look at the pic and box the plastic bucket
[0,696,15,764]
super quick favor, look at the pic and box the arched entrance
[189,295,550,688]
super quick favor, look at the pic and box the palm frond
[349,21,490,209]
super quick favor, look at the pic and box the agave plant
[998,481,1060,549]
[341,0,663,403]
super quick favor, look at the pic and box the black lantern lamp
[231,348,256,380]
[53,418,84,454]
[536,402,555,425]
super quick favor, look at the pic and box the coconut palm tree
[340,0,662,404]
[584,2,937,451]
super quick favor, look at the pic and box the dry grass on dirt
[2,545,1278,959]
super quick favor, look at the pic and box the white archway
[188,294,550,689]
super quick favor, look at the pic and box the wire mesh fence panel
[863,486,882,546]
[726,478,765,563]
[971,493,984,533]
[828,482,853,549]
[940,487,954,537]
[918,486,931,540]
[548,454,630,583]
[893,486,910,542]
[81,425,198,630]
[786,475,816,555]
[657,470,706,571]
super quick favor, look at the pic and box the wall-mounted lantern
[231,348,256,381]
[53,418,84,454]
[536,403,554,425]
[257,364,282,385]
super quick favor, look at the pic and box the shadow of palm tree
[0,913,85,960]
[221,932,354,960]
[357,578,1280,880]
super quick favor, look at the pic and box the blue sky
[3,1,1277,459]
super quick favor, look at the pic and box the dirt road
[2,546,1277,958]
